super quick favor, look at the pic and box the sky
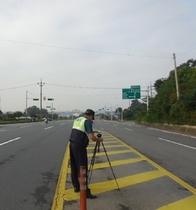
[0,0,196,114]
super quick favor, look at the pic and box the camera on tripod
[97,132,102,138]
[88,131,120,190]
[94,131,102,138]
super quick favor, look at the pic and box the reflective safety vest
[72,116,87,133]
[69,116,89,146]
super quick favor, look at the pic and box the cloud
[0,0,196,112]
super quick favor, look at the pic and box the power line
[0,84,36,91]
[177,43,196,55]
[0,39,170,59]
[46,83,122,90]
[0,82,155,91]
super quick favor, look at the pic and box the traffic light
[33,99,39,101]
[48,98,54,101]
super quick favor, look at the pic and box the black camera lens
[97,133,102,138]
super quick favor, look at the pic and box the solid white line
[158,137,196,150]
[44,126,54,130]
[124,128,133,131]
[148,127,196,139]
[0,137,21,147]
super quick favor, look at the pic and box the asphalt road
[93,120,196,189]
[1,119,196,210]
[0,120,72,210]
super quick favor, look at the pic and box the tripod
[88,141,120,190]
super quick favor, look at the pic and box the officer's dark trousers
[69,143,88,189]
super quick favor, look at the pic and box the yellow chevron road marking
[53,130,196,210]
[88,149,133,157]
[64,170,165,201]
[67,157,144,173]
[92,157,145,169]
[87,144,125,150]
[157,195,196,210]
[89,140,120,144]
[107,132,196,195]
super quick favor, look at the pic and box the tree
[27,106,40,117]
[142,58,196,125]
[115,107,122,120]
[13,111,23,118]
[26,106,48,118]
[123,100,147,120]
[0,110,3,119]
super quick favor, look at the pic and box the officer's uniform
[69,116,93,191]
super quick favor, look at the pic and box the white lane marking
[21,125,31,128]
[44,126,54,130]
[158,137,196,150]
[61,123,65,125]
[124,128,133,131]
[0,130,6,132]
[0,137,21,147]
[148,127,196,139]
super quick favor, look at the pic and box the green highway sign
[131,85,140,92]
[122,88,134,99]
[131,85,141,99]
[122,85,141,99]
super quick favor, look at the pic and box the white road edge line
[149,127,196,139]
[44,126,54,130]
[124,128,133,131]
[0,137,21,147]
[158,137,196,150]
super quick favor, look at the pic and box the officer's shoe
[74,187,80,193]
[87,188,97,199]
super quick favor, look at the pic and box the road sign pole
[121,99,123,121]
[52,103,53,121]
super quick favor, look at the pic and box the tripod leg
[88,142,98,185]
[101,142,120,190]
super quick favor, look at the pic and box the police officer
[69,109,103,199]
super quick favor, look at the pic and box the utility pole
[38,78,45,118]
[147,86,149,112]
[150,82,153,98]
[111,106,113,121]
[173,53,180,100]
[26,91,28,118]
[51,103,53,121]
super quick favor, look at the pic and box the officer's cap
[84,109,95,120]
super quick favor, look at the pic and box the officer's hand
[99,137,103,142]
